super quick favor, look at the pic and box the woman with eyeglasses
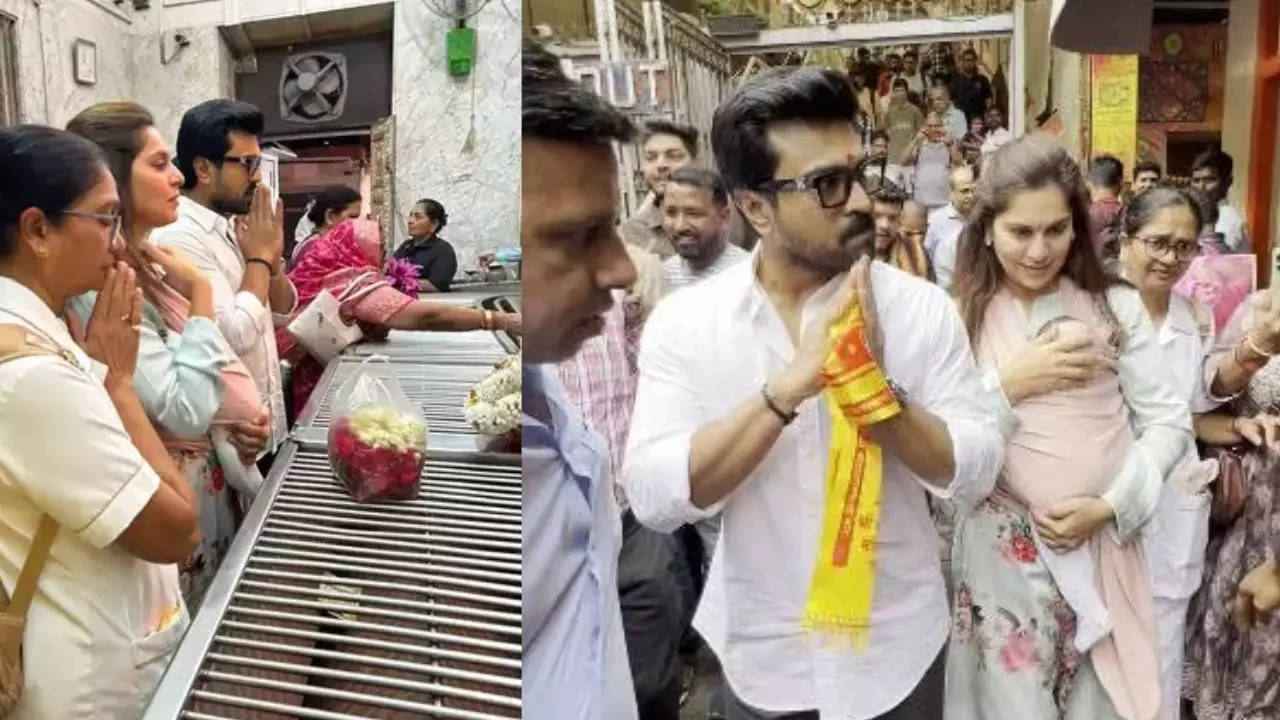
[0,124,199,719]
[946,134,1189,720]
[1114,186,1250,720]
[64,102,268,612]
[1182,233,1280,716]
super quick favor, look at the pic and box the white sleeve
[154,227,269,355]
[622,303,723,533]
[0,359,160,548]
[1101,289,1193,539]
[910,288,1005,507]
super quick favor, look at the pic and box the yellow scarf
[802,302,902,647]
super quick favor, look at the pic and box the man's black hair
[175,99,265,190]
[642,120,698,158]
[892,78,909,92]
[523,38,633,144]
[1191,149,1233,181]
[1088,154,1125,191]
[667,166,728,207]
[872,181,907,207]
[711,67,857,192]
[870,129,890,144]
[1133,160,1162,180]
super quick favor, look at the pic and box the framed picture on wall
[73,39,96,86]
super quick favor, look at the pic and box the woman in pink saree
[945,135,1191,720]
[278,218,520,415]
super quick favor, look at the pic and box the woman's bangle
[480,309,494,331]
[1246,333,1276,360]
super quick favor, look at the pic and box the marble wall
[1,0,137,127]
[131,25,233,145]
[390,0,520,274]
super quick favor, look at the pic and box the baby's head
[1038,316,1091,345]
[1038,315,1121,358]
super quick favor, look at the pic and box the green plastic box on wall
[446,27,476,77]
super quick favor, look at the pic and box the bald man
[927,164,977,290]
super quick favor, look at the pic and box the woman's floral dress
[174,448,239,613]
[945,497,1125,720]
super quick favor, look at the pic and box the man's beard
[778,215,875,274]
[211,182,256,215]
[673,232,717,263]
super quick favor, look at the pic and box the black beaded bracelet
[245,257,274,273]
[761,383,798,426]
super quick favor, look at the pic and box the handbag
[286,271,390,363]
[0,324,64,716]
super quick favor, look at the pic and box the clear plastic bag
[327,356,428,502]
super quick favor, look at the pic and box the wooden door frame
[1248,0,1279,285]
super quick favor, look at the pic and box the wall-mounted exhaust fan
[279,52,348,123]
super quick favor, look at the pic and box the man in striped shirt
[661,167,748,291]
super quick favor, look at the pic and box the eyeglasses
[61,210,123,248]
[758,155,886,209]
[221,154,262,175]
[1136,235,1200,261]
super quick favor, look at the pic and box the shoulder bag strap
[335,270,391,305]
[0,324,65,616]
[4,515,57,616]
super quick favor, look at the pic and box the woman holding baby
[944,134,1191,720]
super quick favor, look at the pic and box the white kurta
[1139,292,1216,720]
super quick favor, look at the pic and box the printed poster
[1090,55,1139,173]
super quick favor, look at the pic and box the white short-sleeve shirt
[0,277,188,720]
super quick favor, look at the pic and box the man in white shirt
[1191,149,1249,253]
[522,39,641,720]
[894,49,926,96]
[152,100,296,468]
[929,84,968,141]
[661,166,749,291]
[623,66,1004,720]
[927,163,977,290]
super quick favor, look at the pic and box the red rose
[1011,535,1037,564]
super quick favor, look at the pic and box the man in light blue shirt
[522,39,641,720]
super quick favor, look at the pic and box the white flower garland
[463,353,521,435]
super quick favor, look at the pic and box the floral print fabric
[945,498,1125,720]
[175,448,239,613]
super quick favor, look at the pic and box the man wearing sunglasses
[153,99,296,475]
[623,67,1003,720]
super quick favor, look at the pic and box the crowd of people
[523,35,1280,720]
[0,98,519,717]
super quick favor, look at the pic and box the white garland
[463,353,522,435]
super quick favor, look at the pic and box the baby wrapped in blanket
[976,278,1161,719]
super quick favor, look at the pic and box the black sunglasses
[758,155,886,209]
[220,154,262,175]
